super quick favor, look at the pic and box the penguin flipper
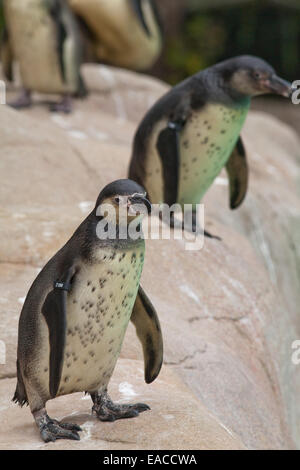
[1,24,13,82]
[226,136,248,209]
[42,265,77,399]
[130,0,151,37]
[156,122,182,206]
[131,285,163,384]
[156,95,191,205]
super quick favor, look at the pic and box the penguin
[128,55,292,237]
[0,0,14,83]
[2,0,87,112]
[13,179,163,443]
[68,0,163,71]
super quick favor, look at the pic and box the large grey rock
[0,64,299,449]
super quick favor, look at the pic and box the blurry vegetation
[154,0,300,84]
[0,2,4,33]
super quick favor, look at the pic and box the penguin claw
[53,420,82,432]
[49,96,72,114]
[39,419,82,442]
[190,224,222,240]
[8,90,32,109]
[92,392,150,421]
[203,229,222,241]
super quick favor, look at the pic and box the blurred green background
[152,0,300,84]
[0,2,3,33]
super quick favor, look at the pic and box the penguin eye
[253,71,263,80]
[114,197,120,205]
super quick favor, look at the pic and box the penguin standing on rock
[129,56,292,237]
[68,0,163,71]
[13,179,163,443]
[2,0,87,112]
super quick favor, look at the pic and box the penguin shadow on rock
[13,179,163,443]
[1,0,163,113]
[128,55,293,240]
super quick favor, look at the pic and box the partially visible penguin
[129,56,292,237]
[2,0,87,112]
[68,0,162,71]
[13,179,163,442]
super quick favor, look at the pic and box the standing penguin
[3,0,86,112]
[13,179,163,443]
[129,56,292,237]
[68,0,163,71]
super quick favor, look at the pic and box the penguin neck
[195,70,251,109]
[82,215,145,257]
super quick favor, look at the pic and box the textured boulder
[0,64,299,449]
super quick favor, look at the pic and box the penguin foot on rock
[91,390,150,422]
[165,212,221,240]
[199,228,222,241]
[191,212,222,240]
[35,411,82,442]
[49,95,72,114]
[8,89,32,109]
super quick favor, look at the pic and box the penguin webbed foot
[200,228,222,241]
[35,412,82,442]
[8,89,32,109]
[91,391,150,422]
[49,94,72,114]
[166,212,222,240]
[190,213,222,241]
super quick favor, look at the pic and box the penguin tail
[12,361,29,407]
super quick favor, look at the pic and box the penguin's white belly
[35,245,144,398]
[177,103,249,206]
[58,247,144,395]
[5,0,71,93]
[69,0,161,69]
[143,104,249,207]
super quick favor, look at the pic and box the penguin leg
[190,210,221,240]
[161,211,221,240]
[8,89,32,109]
[33,408,82,442]
[90,389,150,422]
[49,94,72,114]
[26,383,81,442]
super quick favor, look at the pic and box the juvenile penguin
[3,0,86,112]
[13,179,163,443]
[68,0,163,71]
[129,55,292,236]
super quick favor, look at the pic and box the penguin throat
[98,217,145,242]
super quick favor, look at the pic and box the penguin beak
[129,195,152,214]
[263,75,292,98]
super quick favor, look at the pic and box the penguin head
[95,179,151,226]
[217,55,292,98]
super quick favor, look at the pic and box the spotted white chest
[5,0,74,94]
[177,102,249,206]
[144,102,249,207]
[54,245,145,396]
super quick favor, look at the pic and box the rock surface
[0,359,245,450]
[0,64,299,450]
